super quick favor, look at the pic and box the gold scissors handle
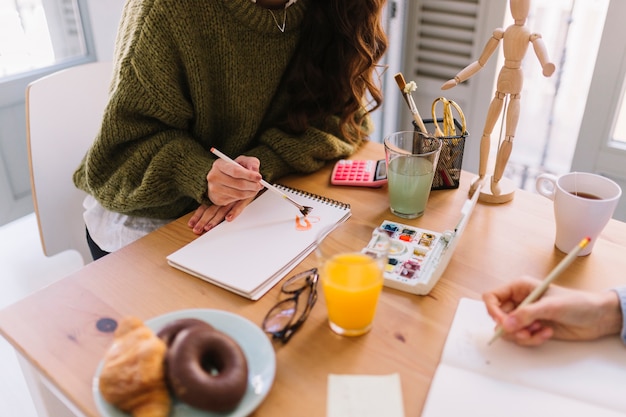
[431,97,467,137]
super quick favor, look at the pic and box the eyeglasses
[262,268,318,343]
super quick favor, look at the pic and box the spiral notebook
[167,185,351,300]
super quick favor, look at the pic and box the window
[0,0,91,79]
[0,0,93,227]
[613,84,626,146]
[499,0,610,189]
[400,0,610,192]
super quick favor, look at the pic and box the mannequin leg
[491,94,520,194]
[469,92,504,197]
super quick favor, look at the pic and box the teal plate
[93,309,276,417]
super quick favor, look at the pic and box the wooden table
[2,140,626,417]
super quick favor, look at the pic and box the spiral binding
[274,184,351,210]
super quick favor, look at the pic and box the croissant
[99,317,171,417]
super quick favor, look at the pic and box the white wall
[86,0,125,61]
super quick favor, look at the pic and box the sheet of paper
[424,363,625,417]
[327,373,405,417]
[422,298,626,416]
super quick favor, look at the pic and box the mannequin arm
[530,33,556,77]
[442,28,504,90]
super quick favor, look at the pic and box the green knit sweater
[73,0,369,219]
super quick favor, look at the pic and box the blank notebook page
[167,185,351,299]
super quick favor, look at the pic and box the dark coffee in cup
[568,191,601,200]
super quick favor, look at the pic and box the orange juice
[321,252,384,336]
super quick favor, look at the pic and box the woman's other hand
[188,195,256,235]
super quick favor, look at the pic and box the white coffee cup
[536,172,622,256]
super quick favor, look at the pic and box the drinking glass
[384,131,442,219]
[315,222,389,336]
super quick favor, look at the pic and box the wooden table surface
[1,140,626,417]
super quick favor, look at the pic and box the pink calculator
[330,159,387,187]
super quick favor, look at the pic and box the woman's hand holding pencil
[482,237,624,347]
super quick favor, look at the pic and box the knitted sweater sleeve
[243,115,371,183]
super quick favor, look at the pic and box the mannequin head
[510,0,530,25]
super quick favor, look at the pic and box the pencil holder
[413,119,468,190]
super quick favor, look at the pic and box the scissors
[431,97,467,137]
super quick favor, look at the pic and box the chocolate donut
[157,318,213,347]
[165,326,249,412]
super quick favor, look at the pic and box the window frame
[0,0,97,107]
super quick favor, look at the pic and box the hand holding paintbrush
[211,148,313,217]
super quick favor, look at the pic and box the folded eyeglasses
[262,268,318,343]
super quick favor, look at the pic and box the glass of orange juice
[315,222,389,336]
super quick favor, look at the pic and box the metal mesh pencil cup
[413,118,468,190]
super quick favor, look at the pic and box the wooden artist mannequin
[442,0,555,203]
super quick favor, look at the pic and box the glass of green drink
[384,131,442,219]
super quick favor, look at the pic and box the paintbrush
[210,148,313,217]
[394,72,428,134]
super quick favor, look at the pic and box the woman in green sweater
[73,0,388,260]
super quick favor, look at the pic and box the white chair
[26,61,113,265]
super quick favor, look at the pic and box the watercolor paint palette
[364,188,480,295]
[373,221,450,294]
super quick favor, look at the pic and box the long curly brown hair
[283,0,388,144]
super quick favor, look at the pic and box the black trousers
[85,227,110,261]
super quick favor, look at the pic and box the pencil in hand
[488,236,591,345]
